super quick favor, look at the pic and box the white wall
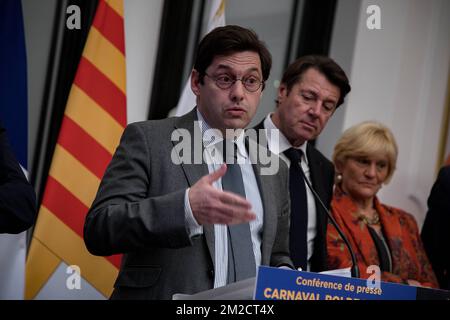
[319,0,450,227]
[317,0,361,159]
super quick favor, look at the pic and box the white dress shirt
[263,113,317,271]
[183,110,264,288]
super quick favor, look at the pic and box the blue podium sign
[254,266,417,300]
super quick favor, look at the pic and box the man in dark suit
[421,165,450,289]
[255,55,351,272]
[84,25,293,300]
[0,126,36,233]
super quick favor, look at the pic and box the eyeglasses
[204,73,264,92]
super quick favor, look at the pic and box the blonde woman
[327,121,437,287]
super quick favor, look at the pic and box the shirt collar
[264,113,308,164]
[196,109,247,159]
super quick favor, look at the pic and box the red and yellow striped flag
[25,0,126,299]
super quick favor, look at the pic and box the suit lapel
[173,108,215,266]
[306,145,334,270]
[247,137,276,265]
[307,146,327,206]
[173,109,208,186]
[306,146,328,237]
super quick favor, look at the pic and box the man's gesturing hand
[189,164,256,225]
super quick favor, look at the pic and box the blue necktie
[284,148,308,270]
[221,141,256,283]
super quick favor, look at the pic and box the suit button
[208,269,214,279]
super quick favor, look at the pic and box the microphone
[298,166,360,278]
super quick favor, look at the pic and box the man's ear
[277,83,288,103]
[191,69,201,96]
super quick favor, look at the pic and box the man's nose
[308,101,322,117]
[229,80,245,102]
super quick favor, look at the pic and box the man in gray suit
[84,25,293,300]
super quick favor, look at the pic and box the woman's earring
[336,174,343,183]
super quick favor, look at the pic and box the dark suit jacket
[84,109,293,300]
[254,119,334,272]
[421,165,450,289]
[0,127,36,233]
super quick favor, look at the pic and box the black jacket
[0,127,36,233]
[421,165,450,289]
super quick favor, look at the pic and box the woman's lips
[360,182,376,187]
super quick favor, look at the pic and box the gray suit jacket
[84,109,292,300]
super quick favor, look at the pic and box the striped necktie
[221,140,256,283]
